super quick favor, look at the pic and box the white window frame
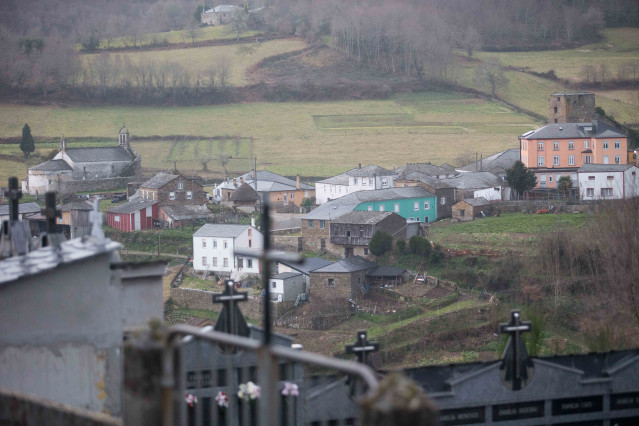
[202,239,206,248]
[586,188,594,197]
[553,156,560,166]
[414,202,419,211]
[212,257,217,266]
[569,155,575,166]
[178,181,184,189]
[615,155,621,164]
[440,197,446,205]
[585,155,591,164]
[538,156,544,166]
[603,141,609,149]
[114,216,120,222]
[169,192,175,200]
[223,258,228,267]
[187,191,192,199]
[601,188,613,197]
[614,140,620,149]
[568,141,574,150]
[584,140,590,149]
[424,201,430,210]
[394,203,400,213]
[202,256,207,265]
[553,141,559,151]
[538,142,544,151]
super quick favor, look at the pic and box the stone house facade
[451,197,490,222]
[308,256,377,304]
[548,92,595,124]
[330,211,406,258]
[301,218,333,253]
[139,173,206,206]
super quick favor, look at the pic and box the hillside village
[1,1,639,424]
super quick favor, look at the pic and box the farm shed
[452,197,490,222]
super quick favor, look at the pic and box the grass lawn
[81,38,306,87]
[0,92,536,178]
[99,25,262,50]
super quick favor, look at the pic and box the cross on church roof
[498,310,532,391]
[7,177,22,223]
[345,330,379,365]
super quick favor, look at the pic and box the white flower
[215,391,229,408]
[238,381,261,401]
[185,393,198,407]
[281,382,299,397]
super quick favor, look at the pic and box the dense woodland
[0,0,638,99]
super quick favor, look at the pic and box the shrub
[395,239,406,254]
[408,236,431,256]
[369,231,392,256]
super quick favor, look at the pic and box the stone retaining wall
[495,200,597,214]
[271,235,302,252]
[59,176,135,194]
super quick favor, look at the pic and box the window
[394,203,400,213]
[554,106,558,113]
[569,155,575,165]
[223,241,228,249]
[212,257,217,266]
[614,140,620,149]
[424,217,429,223]
[308,220,313,228]
[320,220,325,229]
[553,141,559,151]
[416,217,420,221]
[603,155,609,164]
[202,257,207,265]
[586,188,594,197]
[424,201,430,210]
[369,178,373,186]
[379,205,385,212]
[169,192,175,200]
[601,188,613,197]
[538,142,544,151]
[223,258,228,267]
[538,156,544,166]
[353,178,358,185]
[213,240,217,248]
[568,141,574,150]
[440,197,446,205]
[359,226,363,237]
[615,155,621,164]
[367,206,373,211]
[327,278,334,287]
[585,155,591,164]
[460,209,465,217]
[381,178,388,187]
[584,140,590,148]
[607,176,614,180]
[414,202,419,211]
[549,175,553,183]
[202,239,207,248]
[248,228,252,237]
[48,180,52,184]
[238,258,243,268]
[364,248,368,255]
[114,216,120,222]
[588,176,595,180]
[409,217,414,221]
[290,192,294,199]
[553,156,560,166]
[272,282,276,289]
[178,181,184,189]
[346,230,351,237]
[247,259,252,268]
[248,239,252,248]
[187,191,192,199]
[603,141,609,149]
[362,179,366,186]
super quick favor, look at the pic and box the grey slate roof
[395,163,456,178]
[0,202,41,216]
[160,204,210,220]
[303,187,434,221]
[399,173,454,189]
[278,257,333,275]
[443,172,502,189]
[272,272,303,280]
[29,159,72,172]
[367,265,406,277]
[331,211,395,225]
[193,223,252,238]
[58,201,93,211]
[218,170,313,192]
[313,256,377,273]
[0,236,121,285]
[519,121,625,140]
[140,173,178,189]
[458,148,520,175]
[460,197,490,207]
[578,164,636,173]
[64,147,134,163]
[347,164,396,177]
[106,198,157,214]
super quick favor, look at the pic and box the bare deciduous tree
[474,57,508,98]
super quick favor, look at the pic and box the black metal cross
[212,279,248,336]
[498,310,532,390]
[7,177,22,223]
[41,192,61,236]
[345,330,379,365]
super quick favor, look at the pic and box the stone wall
[271,234,302,252]
[494,200,597,214]
[169,287,292,322]
[59,176,135,194]
[302,219,341,255]
[309,272,356,303]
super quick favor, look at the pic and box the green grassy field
[0,92,537,181]
[99,25,261,49]
[81,38,305,87]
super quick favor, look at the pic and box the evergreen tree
[369,231,392,256]
[506,161,537,199]
[20,123,35,158]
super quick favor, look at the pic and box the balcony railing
[330,236,370,246]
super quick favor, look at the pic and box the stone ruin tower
[548,92,595,123]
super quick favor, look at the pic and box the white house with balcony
[577,164,639,200]
[315,164,398,204]
[192,224,263,275]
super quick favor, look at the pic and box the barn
[106,199,158,232]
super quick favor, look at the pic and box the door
[134,210,141,230]
[320,239,326,250]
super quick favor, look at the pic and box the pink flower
[281,382,299,397]
[185,393,198,407]
[215,391,229,408]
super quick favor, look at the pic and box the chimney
[296,174,300,190]
[60,138,66,151]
